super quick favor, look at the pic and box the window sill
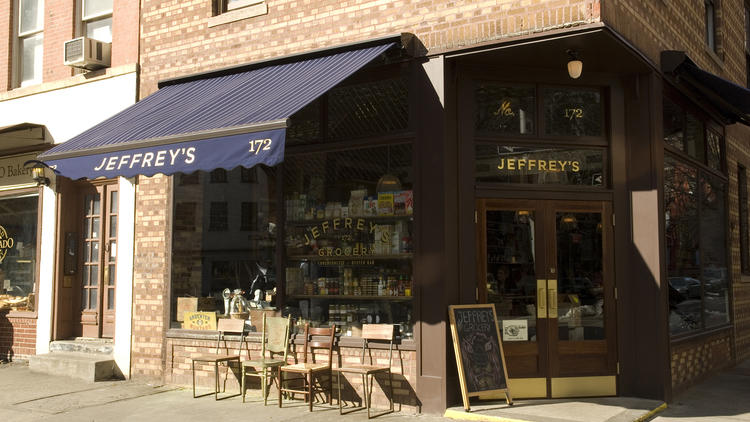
[704,45,725,70]
[166,328,417,350]
[0,309,37,319]
[208,2,267,28]
[670,324,732,345]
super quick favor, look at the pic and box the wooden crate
[176,297,216,322]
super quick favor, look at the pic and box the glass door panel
[478,200,548,385]
[555,211,604,342]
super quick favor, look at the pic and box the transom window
[82,0,113,43]
[474,82,605,139]
[17,0,44,87]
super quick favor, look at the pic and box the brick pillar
[131,174,171,382]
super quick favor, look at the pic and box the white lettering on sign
[248,138,272,155]
[93,147,198,173]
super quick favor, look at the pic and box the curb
[633,402,667,422]
[443,409,534,422]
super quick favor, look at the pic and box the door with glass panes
[477,199,616,398]
[78,183,118,338]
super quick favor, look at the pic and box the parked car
[668,276,701,299]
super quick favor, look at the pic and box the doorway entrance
[77,183,119,338]
[476,199,617,398]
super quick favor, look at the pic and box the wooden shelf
[288,253,413,261]
[287,294,413,301]
[286,215,413,226]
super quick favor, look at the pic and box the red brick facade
[127,0,750,408]
[0,314,36,360]
[139,0,601,97]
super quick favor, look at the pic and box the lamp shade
[376,173,402,192]
[567,60,583,79]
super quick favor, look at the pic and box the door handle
[537,279,547,319]
[547,279,558,318]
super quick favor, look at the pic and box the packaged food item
[403,190,413,215]
[349,189,366,217]
[377,192,394,216]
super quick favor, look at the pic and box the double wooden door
[476,199,617,398]
[78,183,119,338]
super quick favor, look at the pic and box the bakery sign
[0,225,14,263]
[0,153,37,187]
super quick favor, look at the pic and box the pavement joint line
[443,408,535,422]
[11,384,118,405]
[632,402,667,422]
[12,385,177,415]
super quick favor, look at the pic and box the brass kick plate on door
[547,279,558,318]
[537,279,547,319]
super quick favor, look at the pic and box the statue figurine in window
[247,261,276,309]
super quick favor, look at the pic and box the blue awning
[39,41,398,179]
[662,50,750,126]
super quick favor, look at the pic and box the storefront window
[0,194,38,312]
[663,93,723,166]
[665,155,729,334]
[475,145,605,186]
[170,166,277,326]
[543,87,603,137]
[287,69,409,145]
[283,143,414,338]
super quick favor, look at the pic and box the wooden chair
[333,324,395,418]
[190,318,246,400]
[241,314,291,405]
[278,323,336,411]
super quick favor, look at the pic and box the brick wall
[166,334,418,410]
[603,0,745,86]
[131,174,171,382]
[0,314,36,361]
[42,0,74,83]
[0,0,139,94]
[670,329,733,393]
[112,0,139,66]
[727,124,750,363]
[139,0,601,96]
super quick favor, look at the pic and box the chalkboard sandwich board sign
[448,304,512,411]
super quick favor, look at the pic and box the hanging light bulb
[567,49,583,79]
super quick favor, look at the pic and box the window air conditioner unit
[63,37,111,70]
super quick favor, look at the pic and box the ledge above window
[208,0,267,28]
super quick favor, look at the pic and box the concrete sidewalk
[0,360,748,422]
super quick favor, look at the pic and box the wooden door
[79,183,118,338]
[477,199,616,398]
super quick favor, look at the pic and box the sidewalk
[1,360,748,422]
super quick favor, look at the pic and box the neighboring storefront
[0,126,49,361]
[34,28,750,413]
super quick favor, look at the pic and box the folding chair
[279,323,336,411]
[334,324,395,418]
[190,318,246,400]
[241,314,291,404]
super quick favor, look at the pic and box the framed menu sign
[448,304,512,411]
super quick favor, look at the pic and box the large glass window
[283,144,414,338]
[740,165,750,274]
[82,0,113,43]
[17,0,44,87]
[170,166,277,326]
[0,194,39,312]
[664,154,729,335]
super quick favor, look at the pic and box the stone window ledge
[166,328,416,350]
[208,2,267,28]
